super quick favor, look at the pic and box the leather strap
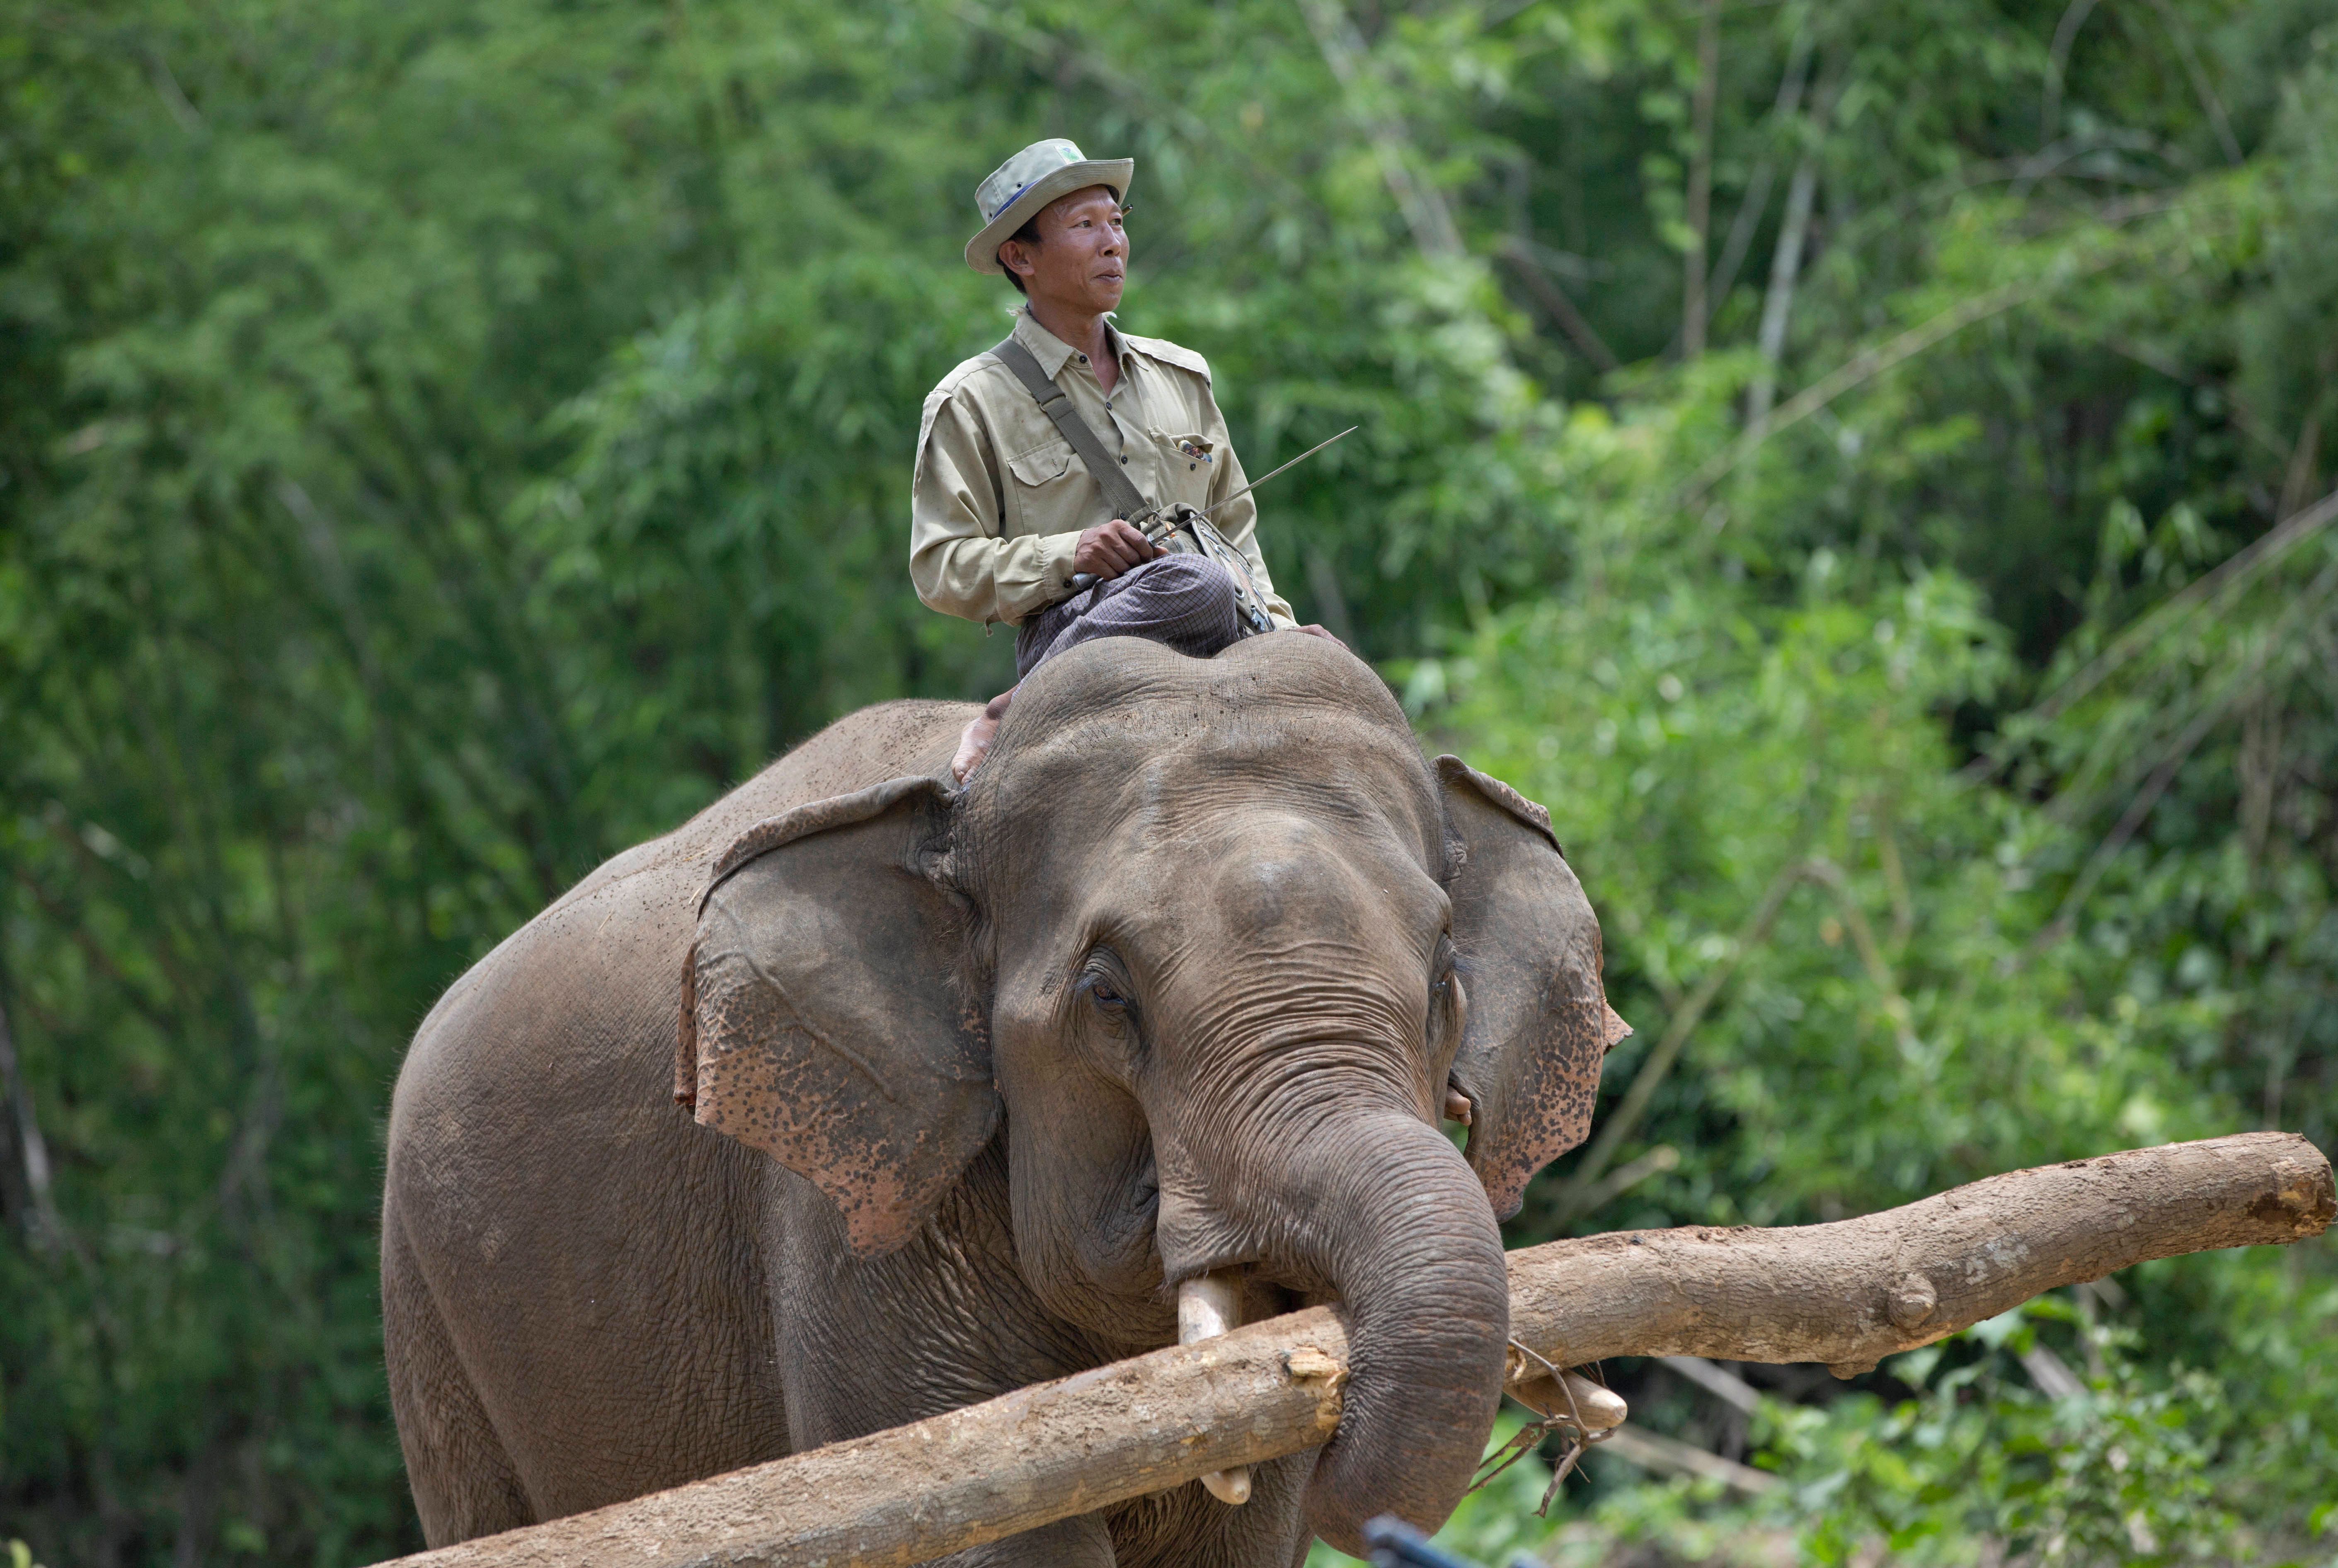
[992,334,1154,524]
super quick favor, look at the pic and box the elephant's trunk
[1272,1111,1510,1555]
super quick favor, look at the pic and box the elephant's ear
[1435,756,1630,1221]
[677,775,995,1257]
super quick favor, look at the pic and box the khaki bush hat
[964,138,1134,275]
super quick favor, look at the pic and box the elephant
[381,631,1621,1565]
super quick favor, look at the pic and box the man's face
[1000,186,1127,315]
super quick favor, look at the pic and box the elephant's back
[390,694,973,1171]
[381,698,973,1515]
[409,698,974,1048]
[542,697,974,931]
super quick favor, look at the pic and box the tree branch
[1743,152,1817,429]
[2040,0,2101,145]
[2142,0,2242,166]
[0,986,63,1251]
[1702,27,1813,322]
[1297,0,1464,259]
[1693,273,2079,508]
[1965,486,2338,779]
[1497,238,1621,372]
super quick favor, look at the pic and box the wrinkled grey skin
[383,633,1613,1565]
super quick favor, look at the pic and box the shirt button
[1078,353,1089,363]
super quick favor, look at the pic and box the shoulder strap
[992,336,1153,523]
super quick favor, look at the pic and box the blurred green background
[2,0,2334,1562]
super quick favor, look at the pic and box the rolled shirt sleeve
[910,390,1083,627]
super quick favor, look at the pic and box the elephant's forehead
[991,641,1425,804]
[982,741,1446,958]
[1170,811,1450,941]
[972,636,1444,894]
[993,707,1439,857]
[1001,630,1415,741]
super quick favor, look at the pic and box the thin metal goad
[1066,426,1359,595]
[1191,424,1358,524]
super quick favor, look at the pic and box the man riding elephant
[382,139,1629,1568]
[911,138,1333,779]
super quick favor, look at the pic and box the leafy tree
[2,0,2333,1563]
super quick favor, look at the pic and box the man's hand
[1073,519,1163,581]
[1295,623,1346,648]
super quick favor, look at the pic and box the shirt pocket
[1003,440,1082,536]
[1151,431,1217,512]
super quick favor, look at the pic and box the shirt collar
[1013,306,1133,381]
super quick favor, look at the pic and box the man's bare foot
[951,688,1016,782]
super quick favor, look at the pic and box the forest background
[2,0,2335,1563]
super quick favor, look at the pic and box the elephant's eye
[1429,944,1466,1041]
[1080,963,1132,1014]
[1078,948,1139,1029]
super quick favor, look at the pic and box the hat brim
[965,159,1134,275]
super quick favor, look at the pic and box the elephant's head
[677,634,1620,1551]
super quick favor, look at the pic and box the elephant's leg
[773,1163,1136,1552]
[382,1217,532,1546]
[773,1157,1317,1567]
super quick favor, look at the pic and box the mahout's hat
[965,138,1134,275]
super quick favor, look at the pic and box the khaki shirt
[911,309,1296,629]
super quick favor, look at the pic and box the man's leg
[1017,554,1245,672]
[952,557,1245,781]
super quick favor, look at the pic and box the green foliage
[3,0,2335,1562]
[1319,1297,2314,1567]
[1769,1306,2246,1567]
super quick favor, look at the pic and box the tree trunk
[374,1132,2333,1568]
[1746,153,1816,428]
[1682,0,1721,358]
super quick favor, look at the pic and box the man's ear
[677,775,994,1257]
[1436,757,1628,1221]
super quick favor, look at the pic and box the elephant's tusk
[1509,1366,1628,1434]
[1175,1273,1253,1505]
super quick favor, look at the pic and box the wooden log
[379,1132,2332,1568]
[383,1314,1354,1568]
[1505,1128,2338,1378]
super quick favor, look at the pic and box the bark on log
[379,1132,2332,1568]
[1505,1129,2336,1379]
